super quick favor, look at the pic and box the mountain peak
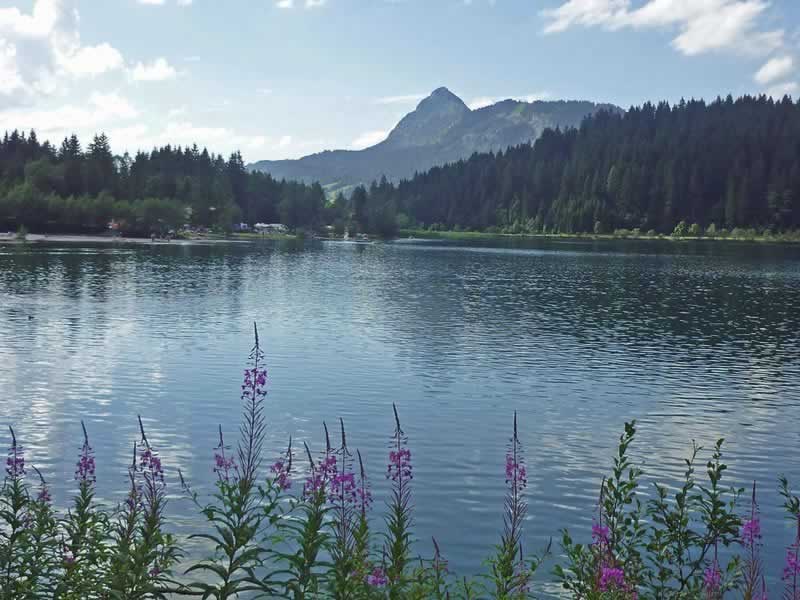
[384,87,469,149]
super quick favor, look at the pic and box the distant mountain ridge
[247,87,620,191]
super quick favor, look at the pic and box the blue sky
[0,0,798,161]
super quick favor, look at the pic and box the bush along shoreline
[2,326,800,599]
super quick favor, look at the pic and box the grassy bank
[399,228,800,244]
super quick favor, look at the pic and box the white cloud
[130,57,177,82]
[89,91,139,119]
[541,0,783,57]
[0,92,138,138]
[275,0,327,8]
[0,0,60,36]
[167,105,188,118]
[109,121,271,156]
[137,0,166,4]
[467,92,551,110]
[755,55,794,85]
[279,135,293,147]
[178,0,193,5]
[56,43,124,77]
[375,93,427,105]
[351,130,388,149]
[0,0,125,107]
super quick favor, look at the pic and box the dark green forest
[3,94,800,237]
[346,94,800,236]
[0,131,326,234]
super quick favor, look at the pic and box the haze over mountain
[247,88,620,192]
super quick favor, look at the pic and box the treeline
[342,94,800,235]
[0,131,326,234]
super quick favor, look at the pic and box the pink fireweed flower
[742,518,762,546]
[387,448,412,482]
[366,567,387,587]
[213,426,237,483]
[37,484,52,505]
[303,443,337,500]
[75,422,96,485]
[271,435,293,491]
[592,522,610,547]
[331,471,357,504]
[703,560,722,599]
[271,460,291,490]
[742,482,765,598]
[784,546,800,581]
[6,426,24,479]
[139,447,164,484]
[505,453,527,491]
[599,567,626,591]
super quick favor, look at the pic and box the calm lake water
[2,237,800,594]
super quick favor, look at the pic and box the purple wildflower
[592,522,610,547]
[599,567,626,591]
[501,413,528,550]
[75,422,96,485]
[387,448,412,482]
[331,471,357,505]
[270,437,293,491]
[139,447,164,484]
[213,426,237,483]
[742,482,764,597]
[703,560,722,599]
[784,547,800,581]
[742,517,761,545]
[6,426,24,479]
[37,484,52,505]
[505,452,527,492]
[366,567,387,587]
[302,441,337,500]
[271,460,291,490]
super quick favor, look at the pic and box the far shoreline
[0,232,298,246]
[397,228,800,245]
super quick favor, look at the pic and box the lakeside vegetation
[399,225,800,244]
[3,327,800,599]
[0,131,327,236]
[340,95,800,240]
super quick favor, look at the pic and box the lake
[2,237,800,594]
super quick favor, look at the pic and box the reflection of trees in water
[363,242,800,383]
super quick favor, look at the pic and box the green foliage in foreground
[2,328,800,599]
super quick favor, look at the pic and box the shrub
[672,220,689,237]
